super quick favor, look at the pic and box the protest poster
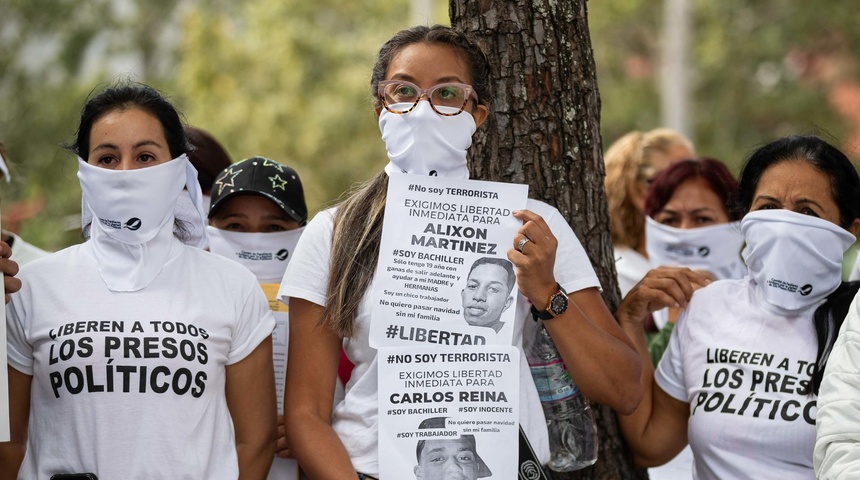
[260,283,299,480]
[370,173,528,348]
[378,344,520,480]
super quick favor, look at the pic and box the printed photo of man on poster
[461,257,515,334]
[414,417,493,480]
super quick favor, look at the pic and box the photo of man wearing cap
[461,257,516,334]
[414,417,493,480]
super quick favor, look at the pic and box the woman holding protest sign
[1,82,277,479]
[617,135,860,479]
[280,25,642,479]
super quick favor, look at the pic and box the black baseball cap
[208,156,307,224]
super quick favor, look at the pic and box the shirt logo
[125,217,142,231]
[276,249,289,261]
[799,284,813,296]
[698,246,710,257]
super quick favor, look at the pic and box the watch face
[550,293,568,315]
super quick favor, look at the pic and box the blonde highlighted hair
[604,128,694,251]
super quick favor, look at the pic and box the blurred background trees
[1,0,858,250]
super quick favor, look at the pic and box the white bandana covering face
[379,101,476,179]
[741,209,856,316]
[175,189,208,249]
[78,154,208,292]
[206,226,305,284]
[645,217,746,281]
[200,194,212,215]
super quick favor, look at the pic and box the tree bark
[450,1,647,479]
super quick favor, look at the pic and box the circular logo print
[429,170,438,176]
[125,218,142,231]
[276,249,289,261]
[799,284,813,296]
[698,246,710,257]
[520,460,542,480]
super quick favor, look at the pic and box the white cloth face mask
[80,155,208,249]
[741,209,856,315]
[79,157,188,245]
[201,194,212,215]
[206,226,305,284]
[379,100,477,179]
[176,189,208,249]
[78,154,208,292]
[645,217,746,281]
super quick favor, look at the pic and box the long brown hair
[321,25,492,337]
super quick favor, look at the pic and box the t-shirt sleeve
[6,291,34,374]
[655,308,689,401]
[532,200,601,294]
[278,209,334,307]
[227,284,276,365]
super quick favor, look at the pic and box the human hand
[616,266,711,327]
[508,209,558,311]
[0,240,20,304]
[275,414,293,458]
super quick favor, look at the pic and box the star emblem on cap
[269,174,288,191]
[214,168,243,195]
[262,158,284,172]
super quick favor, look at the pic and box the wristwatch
[530,283,568,321]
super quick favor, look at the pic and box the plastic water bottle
[526,324,598,471]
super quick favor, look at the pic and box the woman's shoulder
[685,278,752,317]
[180,244,260,287]
[525,198,559,219]
[17,243,88,278]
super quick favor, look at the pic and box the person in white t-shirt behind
[617,135,860,479]
[206,156,309,475]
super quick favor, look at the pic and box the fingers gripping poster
[370,173,528,348]
[378,345,520,480]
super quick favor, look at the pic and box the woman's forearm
[287,413,358,479]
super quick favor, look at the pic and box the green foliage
[0,0,184,250]
[3,0,856,250]
[589,0,860,172]
[0,0,431,249]
[174,0,415,216]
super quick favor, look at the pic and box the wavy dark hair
[735,135,860,394]
[70,81,190,159]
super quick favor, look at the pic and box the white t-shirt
[7,231,49,266]
[279,198,601,477]
[656,278,818,480]
[614,245,650,297]
[6,240,275,479]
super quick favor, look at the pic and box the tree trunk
[450,1,648,479]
